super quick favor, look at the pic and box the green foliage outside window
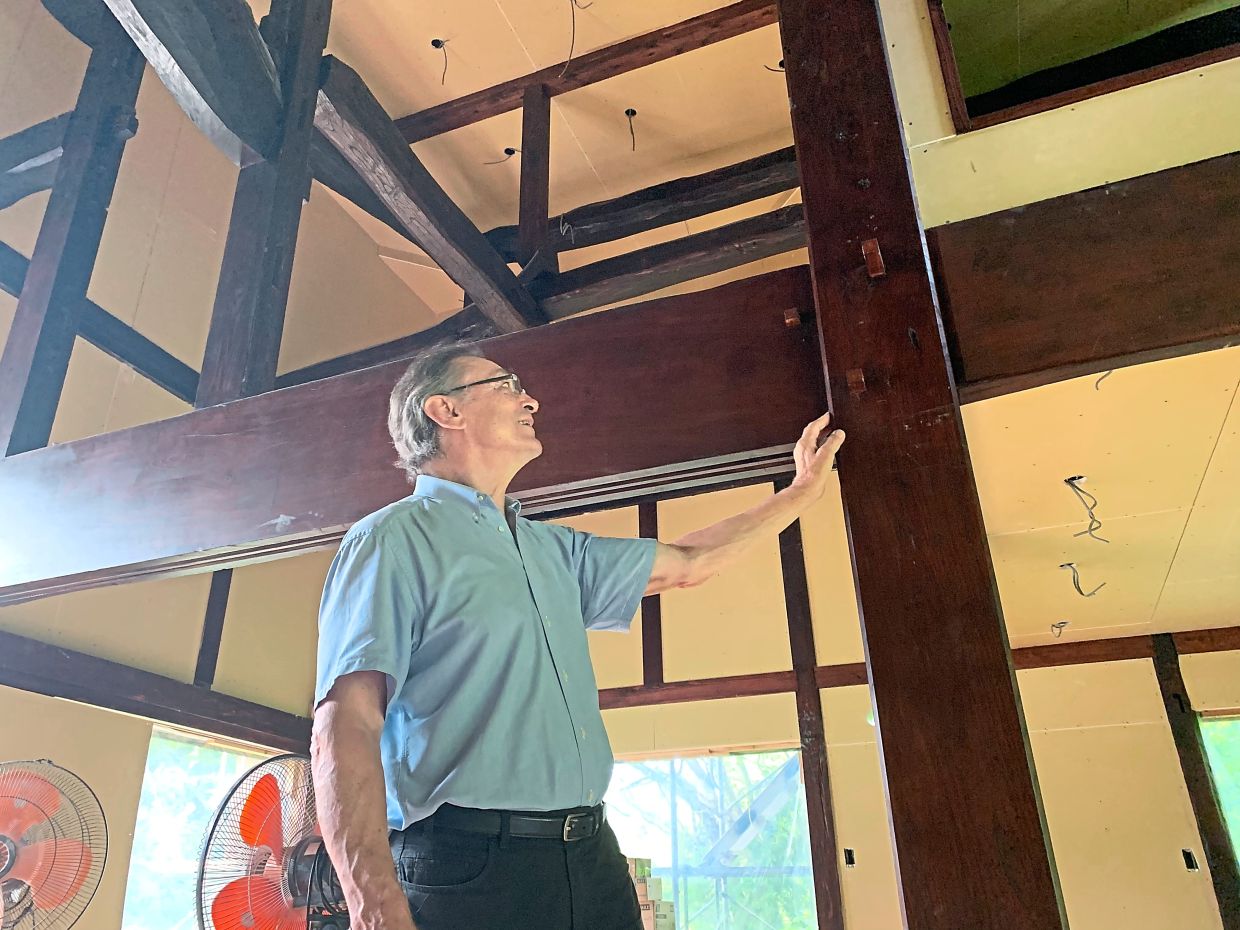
[1202,717,1240,857]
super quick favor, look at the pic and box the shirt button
[579,727,586,739]
[587,790,595,802]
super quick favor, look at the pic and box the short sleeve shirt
[314,475,657,830]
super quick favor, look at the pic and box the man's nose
[522,394,539,413]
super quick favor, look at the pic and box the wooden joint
[861,238,885,278]
[783,306,803,328]
[846,368,866,395]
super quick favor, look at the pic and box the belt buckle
[562,811,594,842]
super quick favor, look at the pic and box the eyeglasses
[442,372,525,396]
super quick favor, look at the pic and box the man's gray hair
[388,342,484,481]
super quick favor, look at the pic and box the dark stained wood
[933,151,1240,402]
[314,57,537,333]
[0,158,60,211]
[967,8,1240,129]
[99,0,282,165]
[0,112,69,172]
[1175,626,1240,655]
[1152,633,1240,929]
[535,203,806,319]
[486,146,800,261]
[308,127,408,239]
[194,0,331,407]
[599,670,796,710]
[0,21,143,457]
[517,83,552,269]
[1012,634,1154,669]
[775,486,845,930]
[0,628,309,752]
[40,0,112,48]
[0,267,824,602]
[812,663,869,688]
[925,0,971,133]
[777,0,1066,927]
[194,569,232,688]
[0,241,198,403]
[638,503,664,688]
[394,0,779,143]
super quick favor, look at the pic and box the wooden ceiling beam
[315,57,538,332]
[0,113,69,210]
[393,0,779,143]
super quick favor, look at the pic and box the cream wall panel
[605,693,799,758]
[49,339,118,444]
[1181,651,1240,713]
[659,485,792,681]
[799,476,865,666]
[1017,660,1165,731]
[0,685,152,930]
[0,3,87,135]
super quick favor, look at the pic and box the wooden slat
[536,203,806,319]
[0,628,309,752]
[194,569,232,688]
[0,21,143,457]
[98,0,282,165]
[516,83,552,269]
[1152,634,1240,929]
[1173,626,1240,655]
[599,670,796,710]
[194,0,331,407]
[0,267,824,603]
[394,0,779,143]
[314,57,537,333]
[638,502,664,688]
[777,1,1065,927]
[925,0,971,133]
[1011,634,1155,669]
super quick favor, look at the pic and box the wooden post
[195,0,331,407]
[1152,634,1240,928]
[775,1,1066,927]
[638,502,664,687]
[0,18,142,456]
[775,478,846,930]
[194,569,233,688]
[517,83,552,273]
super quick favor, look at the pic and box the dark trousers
[389,809,643,930]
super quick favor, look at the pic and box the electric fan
[196,754,346,930]
[0,760,107,930]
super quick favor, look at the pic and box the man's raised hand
[789,412,845,499]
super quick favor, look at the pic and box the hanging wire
[559,0,594,79]
[1064,475,1109,543]
[625,107,638,152]
[431,38,449,85]
[1060,562,1105,598]
[558,214,577,246]
[483,146,519,165]
[1095,369,1114,390]
[764,59,786,73]
[1051,620,1070,638]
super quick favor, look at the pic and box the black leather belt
[412,803,606,842]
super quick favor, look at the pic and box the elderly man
[311,343,844,930]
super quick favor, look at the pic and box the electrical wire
[1060,562,1105,598]
[1064,476,1109,543]
[559,0,594,79]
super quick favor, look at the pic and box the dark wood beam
[638,503,664,688]
[195,0,331,407]
[1152,633,1240,928]
[599,670,797,710]
[516,83,552,270]
[486,145,800,261]
[0,628,309,752]
[194,569,232,688]
[778,1,1065,927]
[40,0,113,48]
[394,0,779,143]
[0,241,198,403]
[0,20,143,457]
[308,127,407,238]
[1011,634,1154,669]
[314,57,538,333]
[925,0,971,133]
[0,267,823,603]
[98,0,282,165]
[776,484,845,930]
[535,203,806,319]
[933,150,1240,402]
[0,114,70,209]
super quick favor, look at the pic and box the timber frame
[2,1,1239,929]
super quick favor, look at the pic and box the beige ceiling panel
[552,506,645,690]
[411,109,526,230]
[877,0,956,147]
[1181,651,1240,712]
[659,484,793,682]
[0,0,38,91]
[0,2,87,135]
[102,366,191,433]
[1151,574,1240,633]
[161,116,238,235]
[1160,505,1240,588]
[50,339,120,445]
[798,475,865,666]
[0,188,47,257]
[821,684,878,748]
[0,290,15,356]
[1016,660,1166,732]
[964,349,1240,535]
[379,257,468,319]
[989,509,1189,639]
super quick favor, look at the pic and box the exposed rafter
[0,113,69,210]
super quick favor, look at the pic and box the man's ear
[423,394,466,431]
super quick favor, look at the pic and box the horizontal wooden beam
[486,146,800,260]
[315,57,536,332]
[99,0,283,165]
[0,628,309,752]
[0,267,824,602]
[394,0,778,143]
[0,241,198,403]
[535,203,806,318]
[0,111,69,171]
[308,127,407,239]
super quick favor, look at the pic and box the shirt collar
[413,474,523,517]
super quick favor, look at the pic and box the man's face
[442,356,542,465]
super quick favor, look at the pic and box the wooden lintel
[0,628,309,753]
[394,0,778,143]
[98,0,283,165]
[314,57,537,332]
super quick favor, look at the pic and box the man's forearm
[311,706,415,930]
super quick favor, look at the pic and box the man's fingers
[816,428,846,457]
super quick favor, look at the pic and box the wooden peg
[783,307,802,328]
[862,238,886,278]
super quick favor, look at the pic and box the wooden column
[194,569,233,688]
[516,83,552,272]
[638,502,664,687]
[194,0,331,407]
[1152,634,1240,928]
[0,19,142,456]
[775,479,845,930]
[775,2,1066,928]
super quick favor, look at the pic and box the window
[122,728,267,930]
[606,749,815,930]
[1201,716,1240,854]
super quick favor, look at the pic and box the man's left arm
[645,412,845,595]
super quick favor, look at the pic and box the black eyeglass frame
[441,372,524,395]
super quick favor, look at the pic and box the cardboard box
[633,876,663,901]
[626,857,651,880]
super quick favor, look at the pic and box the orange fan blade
[0,772,62,839]
[6,838,91,910]
[210,876,303,930]
[239,774,284,853]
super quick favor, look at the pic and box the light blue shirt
[315,475,657,830]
